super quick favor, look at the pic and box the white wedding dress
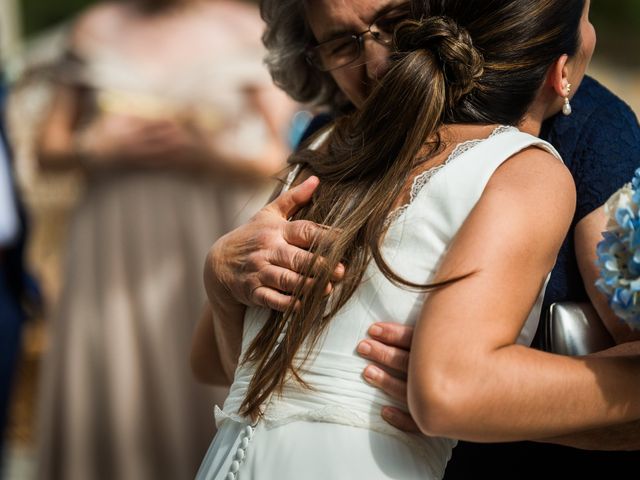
[197,127,563,480]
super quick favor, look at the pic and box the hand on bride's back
[204,176,345,312]
[358,322,421,433]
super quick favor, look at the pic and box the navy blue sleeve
[526,77,639,309]
[542,77,640,223]
[296,113,334,149]
[572,97,640,222]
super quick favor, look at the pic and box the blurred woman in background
[34,0,295,478]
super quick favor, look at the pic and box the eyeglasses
[305,3,412,72]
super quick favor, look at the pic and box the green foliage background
[21,0,93,35]
[19,0,640,66]
[20,0,259,35]
[590,0,640,66]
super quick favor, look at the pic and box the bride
[194,0,640,478]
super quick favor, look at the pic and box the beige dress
[36,3,278,479]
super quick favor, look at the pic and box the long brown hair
[241,0,585,418]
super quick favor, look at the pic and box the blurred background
[1,0,639,479]
[2,0,305,479]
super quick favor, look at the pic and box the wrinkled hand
[357,322,420,433]
[204,176,345,312]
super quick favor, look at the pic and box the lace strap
[385,125,517,225]
[410,125,516,202]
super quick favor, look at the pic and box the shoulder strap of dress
[506,130,563,162]
[478,128,563,165]
[440,129,564,198]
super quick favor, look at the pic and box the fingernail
[381,407,395,420]
[305,175,319,186]
[369,325,383,337]
[363,365,380,383]
[357,341,371,356]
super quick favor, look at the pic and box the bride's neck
[436,124,508,145]
[519,89,560,136]
[518,115,544,137]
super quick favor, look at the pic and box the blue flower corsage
[595,167,640,330]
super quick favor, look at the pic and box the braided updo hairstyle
[241,0,585,418]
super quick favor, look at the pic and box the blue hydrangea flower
[595,175,640,331]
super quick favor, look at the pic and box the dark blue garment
[540,75,640,312]
[0,271,23,465]
[0,79,27,468]
[297,113,334,146]
[298,76,640,478]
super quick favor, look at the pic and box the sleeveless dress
[196,127,563,480]
[35,5,279,479]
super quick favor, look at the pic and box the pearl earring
[562,83,572,116]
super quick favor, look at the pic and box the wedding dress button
[235,448,245,461]
[244,425,254,438]
[241,437,249,448]
[225,473,235,480]
[230,461,240,473]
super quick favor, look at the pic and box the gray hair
[260,0,348,110]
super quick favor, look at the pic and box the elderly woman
[192,0,640,478]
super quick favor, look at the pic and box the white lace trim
[385,125,517,225]
[215,404,455,473]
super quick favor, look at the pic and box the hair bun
[394,16,484,105]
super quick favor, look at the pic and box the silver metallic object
[541,302,615,355]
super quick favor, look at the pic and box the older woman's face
[305,0,407,109]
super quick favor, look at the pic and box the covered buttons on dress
[225,424,254,479]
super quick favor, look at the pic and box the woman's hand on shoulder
[204,176,344,312]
